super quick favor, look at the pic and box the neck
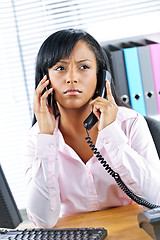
[58,104,92,135]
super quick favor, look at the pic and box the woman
[24,29,160,228]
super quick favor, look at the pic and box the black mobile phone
[43,73,52,107]
[43,73,57,117]
[45,84,52,107]
[83,69,111,130]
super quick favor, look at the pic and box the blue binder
[122,46,146,116]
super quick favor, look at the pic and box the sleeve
[24,127,61,228]
[96,113,160,206]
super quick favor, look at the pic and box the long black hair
[33,28,127,125]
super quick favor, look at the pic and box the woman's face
[48,40,97,110]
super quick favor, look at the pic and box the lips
[64,88,82,95]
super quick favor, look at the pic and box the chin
[58,101,90,111]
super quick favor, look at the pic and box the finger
[34,85,52,112]
[36,75,47,89]
[33,77,48,110]
[92,104,101,120]
[90,96,107,106]
[106,80,115,103]
[36,75,50,92]
[93,102,108,116]
[36,79,50,95]
[35,81,51,106]
[41,88,53,109]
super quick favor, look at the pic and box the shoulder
[116,107,147,135]
[116,106,144,123]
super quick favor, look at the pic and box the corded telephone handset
[83,69,111,130]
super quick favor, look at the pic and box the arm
[96,112,160,206]
[25,75,61,227]
[24,127,61,228]
[91,79,160,205]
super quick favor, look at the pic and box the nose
[66,68,78,84]
[66,79,77,84]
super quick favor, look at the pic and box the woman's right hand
[33,75,56,135]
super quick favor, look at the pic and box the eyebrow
[58,59,92,64]
[78,59,92,63]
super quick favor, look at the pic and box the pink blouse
[24,107,160,227]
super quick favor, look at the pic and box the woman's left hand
[90,80,118,132]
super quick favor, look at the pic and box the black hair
[35,29,109,85]
[33,28,128,125]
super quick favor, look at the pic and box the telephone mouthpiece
[83,113,98,130]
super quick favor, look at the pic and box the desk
[20,204,150,239]
[55,204,150,240]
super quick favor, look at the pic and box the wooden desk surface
[54,204,150,240]
[20,204,150,239]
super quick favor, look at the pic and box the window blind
[0,0,160,209]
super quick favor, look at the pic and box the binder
[129,41,158,115]
[147,42,160,114]
[122,43,146,116]
[105,45,131,105]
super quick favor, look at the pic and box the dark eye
[80,65,89,70]
[55,66,66,71]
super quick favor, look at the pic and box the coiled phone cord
[85,129,160,209]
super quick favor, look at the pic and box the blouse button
[91,191,95,195]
